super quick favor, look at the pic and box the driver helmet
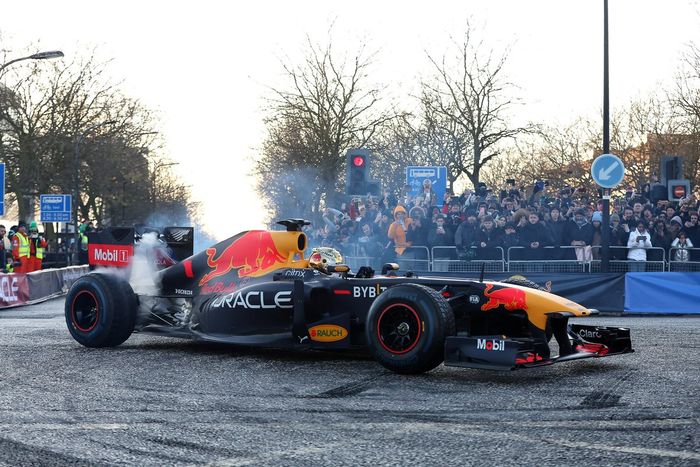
[308,247,343,272]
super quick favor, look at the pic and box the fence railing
[431,246,506,273]
[590,246,666,272]
[668,247,700,272]
[506,246,588,273]
[341,244,698,273]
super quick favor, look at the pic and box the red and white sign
[673,185,686,198]
[0,274,29,307]
[88,243,134,267]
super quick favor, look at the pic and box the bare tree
[421,26,531,188]
[0,48,173,227]
[256,37,395,222]
[671,42,700,186]
[373,103,470,193]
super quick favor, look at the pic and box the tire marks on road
[579,369,636,408]
[0,436,95,467]
[309,371,392,398]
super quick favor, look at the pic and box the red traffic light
[352,156,365,167]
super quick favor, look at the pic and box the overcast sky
[2,0,699,238]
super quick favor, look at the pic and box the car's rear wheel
[365,284,455,374]
[65,273,138,347]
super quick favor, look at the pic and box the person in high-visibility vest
[28,221,47,272]
[78,223,89,265]
[11,221,30,273]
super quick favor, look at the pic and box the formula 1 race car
[65,219,633,374]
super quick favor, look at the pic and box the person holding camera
[627,220,652,272]
[427,214,454,250]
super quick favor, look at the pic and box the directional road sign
[406,166,448,206]
[591,153,625,189]
[40,194,72,222]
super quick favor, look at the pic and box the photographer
[427,214,453,249]
[627,220,652,272]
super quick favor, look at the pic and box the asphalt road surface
[0,298,698,466]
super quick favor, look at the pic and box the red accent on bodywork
[515,353,543,365]
[199,231,286,285]
[576,343,609,356]
[333,289,351,295]
[183,260,193,278]
[480,284,528,311]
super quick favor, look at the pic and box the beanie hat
[610,213,620,222]
[670,216,683,226]
[29,221,38,230]
[591,211,602,223]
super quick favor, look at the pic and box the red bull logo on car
[480,284,528,311]
[200,231,287,285]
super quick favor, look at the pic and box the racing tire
[65,273,138,348]
[365,283,455,375]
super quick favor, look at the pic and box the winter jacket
[518,222,551,248]
[454,221,478,249]
[387,205,413,255]
[564,220,594,246]
[475,227,503,248]
[626,228,652,261]
[546,219,567,247]
[427,227,454,249]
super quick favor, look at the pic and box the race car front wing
[444,324,633,371]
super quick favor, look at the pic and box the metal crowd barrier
[668,247,700,272]
[395,246,431,272]
[343,243,695,274]
[506,246,587,273]
[431,247,506,273]
[590,246,666,273]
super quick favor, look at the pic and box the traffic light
[660,156,683,184]
[346,150,368,195]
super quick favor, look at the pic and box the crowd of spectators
[306,179,700,266]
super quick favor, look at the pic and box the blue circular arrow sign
[591,153,625,189]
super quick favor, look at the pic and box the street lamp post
[0,50,64,73]
[73,120,116,263]
[601,0,611,273]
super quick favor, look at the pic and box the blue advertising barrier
[625,273,700,314]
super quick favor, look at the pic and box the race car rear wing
[87,226,193,268]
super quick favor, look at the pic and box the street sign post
[0,163,5,217]
[406,166,448,207]
[40,194,72,222]
[591,153,625,189]
[592,153,624,274]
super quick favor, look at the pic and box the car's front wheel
[365,284,455,374]
[65,273,138,347]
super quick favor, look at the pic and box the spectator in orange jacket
[28,221,47,272]
[387,205,412,255]
[11,221,30,273]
